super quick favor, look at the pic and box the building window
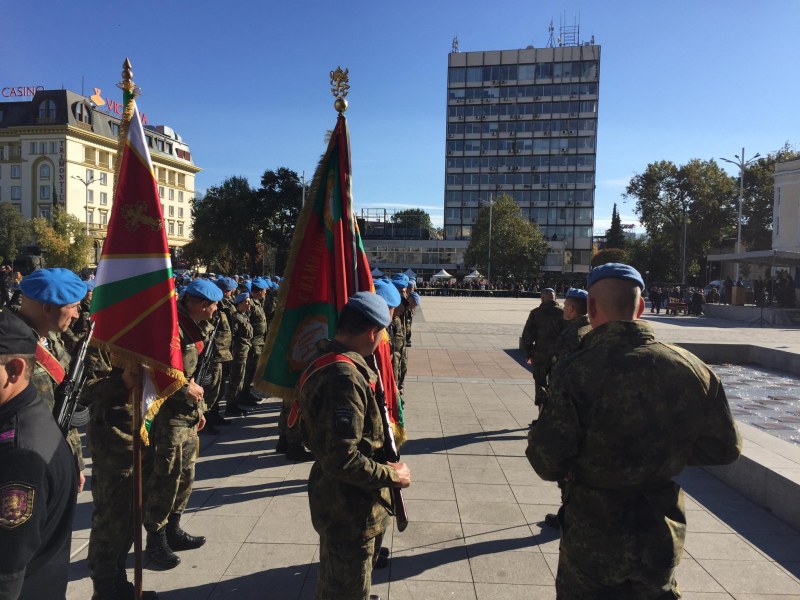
[155,138,165,152]
[110,122,120,136]
[178,191,184,203]
[39,186,50,200]
[86,168,95,182]
[159,186,164,199]
[85,146,95,164]
[0,146,5,160]
[40,164,51,179]
[38,100,56,122]
[168,205,174,217]
[100,192,108,205]
[99,172,108,185]
[11,187,21,200]
[178,207,184,218]
[30,142,38,155]
[50,141,57,154]
[87,190,94,204]
[39,205,52,219]
[74,102,92,124]
[11,165,20,179]
[161,203,164,215]
[169,188,174,201]
[100,211,108,225]
[178,222,184,236]
[168,221,174,235]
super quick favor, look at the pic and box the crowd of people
[0,265,424,599]
[0,260,750,599]
[421,277,587,298]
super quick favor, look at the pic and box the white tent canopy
[463,270,482,280]
[371,267,384,277]
[431,269,453,279]
[403,268,417,279]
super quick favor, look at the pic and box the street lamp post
[719,147,760,280]
[71,174,95,236]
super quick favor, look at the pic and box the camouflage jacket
[83,357,135,469]
[527,320,741,577]
[230,310,253,362]
[390,313,405,357]
[550,314,592,367]
[521,300,564,360]
[299,339,399,541]
[159,302,210,425]
[249,298,267,346]
[263,289,277,323]
[211,299,233,363]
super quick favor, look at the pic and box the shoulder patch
[0,483,35,529]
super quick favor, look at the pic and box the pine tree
[605,203,627,249]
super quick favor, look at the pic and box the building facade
[444,40,600,273]
[773,157,800,253]
[0,89,200,266]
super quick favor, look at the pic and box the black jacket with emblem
[0,383,77,600]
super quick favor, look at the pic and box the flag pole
[115,58,143,600]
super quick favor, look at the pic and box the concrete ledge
[705,303,800,327]
[704,421,800,531]
[676,342,800,377]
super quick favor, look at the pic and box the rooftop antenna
[546,20,556,48]
[451,35,460,53]
[559,13,581,47]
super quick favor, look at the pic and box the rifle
[369,355,409,532]
[53,320,95,436]
[195,312,221,388]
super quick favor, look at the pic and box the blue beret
[85,280,96,291]
[566,288,588,301]
[410,291,421,305]
[20,268,87,305]
[408,279,416,288]
[587,263,645,290]
[0,310,38,354]
[391,273,409,290]
[251,277,268,290]
[234,292,250,304]
[345,292,391,329]
[184,279,223,302]
[242,280,252,292]
[374,279,401,308]
[214,277,237,292]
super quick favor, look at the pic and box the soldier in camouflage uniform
[14,268,88,492]
[527,264,741,599]
[201,277,237,433]
[298,293,411,600]
[543,287,592,529]
[389,274,409,393]
[143,279,222,568]
[521,288,564,407]
[224,292,253,417]
[236,276,269,408]
[83,349,158,599]
[63,280,94,353]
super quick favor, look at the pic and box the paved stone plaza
[67,297,800,599]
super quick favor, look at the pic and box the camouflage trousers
[225,352,249,405]
[201,362,224,411]
[237,344,263,400]
[278,397,303,446]
[88,458,134,578]
[531,359,550,407]
[556,551,680,599]
[67,426,85,470]
[142,417,198,532]
[315,531,384,600]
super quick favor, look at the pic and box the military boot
[145,528,181,569]
[113,574,160,600]
[286,444,314,462]
[166,513,206,550]
[91,576,118,600]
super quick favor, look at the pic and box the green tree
[464,194,548,281]
[183,176,258,273]
[605,203,626,249]
[624,159,738,283]
[391,209,434,233]
[741,142,800,250]
[30,206,92,271]
[591,247,629,267]
[0,204,27,264]
[258,168,305,274]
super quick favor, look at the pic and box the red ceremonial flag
[256,109,405,443]
[90,92,186,443]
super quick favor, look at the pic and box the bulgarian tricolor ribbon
[255,71,404,444]
[90,63,186,444]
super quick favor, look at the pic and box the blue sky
[4,1,798,232]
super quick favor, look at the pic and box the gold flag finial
[117,57,141,99]
[330,66,349,113]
